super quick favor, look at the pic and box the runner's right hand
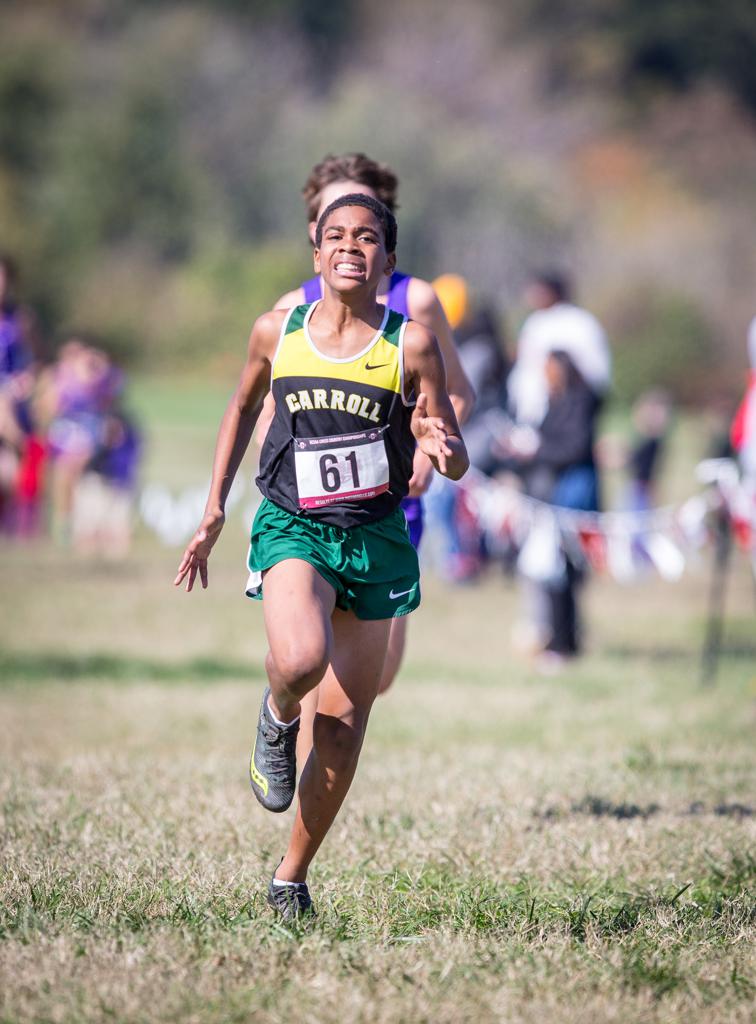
[173,509,225,591]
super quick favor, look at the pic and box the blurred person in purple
[71,405,141,559]
[0,255,38,532]
[46,337,123,542]
[0,256,31,383]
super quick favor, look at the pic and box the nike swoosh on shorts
[389,586,415,600]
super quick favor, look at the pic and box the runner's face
[314,205,394,293]
[308,181,377,244]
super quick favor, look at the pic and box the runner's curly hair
[315,194,397,254]
[303,153,399,220]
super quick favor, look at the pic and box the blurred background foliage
[1,0,756,402]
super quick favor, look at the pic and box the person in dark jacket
[514,350,601,661]
[526,350,600,508]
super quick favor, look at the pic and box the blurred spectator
[14,434,47,537]
[0,256,32,381]
[507,270,611,427]
[427,279,511,580]
[510,351,602,666]
[450,303,513,579]
[456,305,511,475]
[625,390,672,511]
[72,405,141,558]
[0,254,41,535]
[730,316,756,481]
[598,389,673,514]
[46,338,123,543]
[518,351,601,510]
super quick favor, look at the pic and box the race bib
[294,429,389,509]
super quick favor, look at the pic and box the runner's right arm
[174,310,285,591]
[253,287,309,449]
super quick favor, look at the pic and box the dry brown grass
[1,531,754,1023]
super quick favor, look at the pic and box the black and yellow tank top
[256,301,416,528]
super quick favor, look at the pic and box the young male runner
[269,153,474,702]
[175,195,469,918]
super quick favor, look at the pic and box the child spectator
[47,338,122,542]
[72,406,141,559]
[625,390,672,511]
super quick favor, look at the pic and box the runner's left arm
[403,321,469,481]
[405,278,474,495]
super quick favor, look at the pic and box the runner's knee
[269,640,329,695]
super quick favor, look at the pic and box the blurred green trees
[513,0,756,112]
[611,288,716,404]
[1,0,754,402]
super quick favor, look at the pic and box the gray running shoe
[249,687,300,812]
[267,877,315,921]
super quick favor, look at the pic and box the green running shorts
[246,498,421,620]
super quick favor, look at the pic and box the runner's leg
[297,613,395,760]
[262,559,336,722]
[377,614,407,694]
[296,688,318,768]
[275,610,391,882]
[295,606,391,761]
[296,615,396,762]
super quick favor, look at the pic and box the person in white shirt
[508,272,611,426]
[507,272,610,670]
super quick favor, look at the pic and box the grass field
[1,381,754,1023]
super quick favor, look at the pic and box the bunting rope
[453,459,754,583]
[460,465,682,533]
[137,459,755,583]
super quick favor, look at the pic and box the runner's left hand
[410,393,453,475]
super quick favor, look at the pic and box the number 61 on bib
[294,429,390,509]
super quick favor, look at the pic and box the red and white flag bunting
[459,460,756,585]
